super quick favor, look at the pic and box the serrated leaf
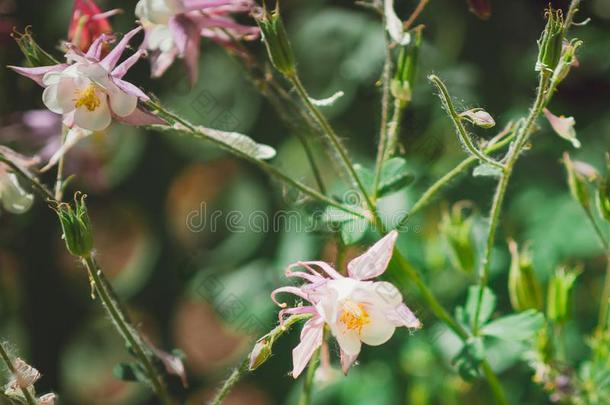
[481,310,544,341]
[378,157,414,196]
[159,123,276,161]
[464,286,497,328]
[473,163,502,178]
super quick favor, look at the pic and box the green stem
[82,255,172,405]
[0,343,37,405]
[384,98,406,161]
[597,254,610,331]
[299,348,320,405]
[428,75,505,170]
[482,361,510,405]
[396,127,515,228]
[210,314,311,405]
[373,35,393,201]
[0,154,54,201]
[473,73,550,334]
[288,75,381,225]
[54,127,68,201]
[147,101,364,219]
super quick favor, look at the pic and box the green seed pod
[536,8,564,73]
[546,266,580,324]
[439,202,476,275]
[53,193,94,257]
[253,3,296,78]
[597,153,610,222]
[563,152,592,213]
[391,29,422,105]
[248,337,272,371]
[12,27,60,67]
[508,240,543,312]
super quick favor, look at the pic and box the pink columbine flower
[135,0,259,84]
[68,0,122,51]
[272,230,422,378]
[8,27,163,133]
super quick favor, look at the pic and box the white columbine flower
[272,230,422,378]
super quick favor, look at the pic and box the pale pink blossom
[9,27,164,132]
[543,108,580,148]
[272,231,421,378]
[135,0,259,84]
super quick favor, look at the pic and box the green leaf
[341,217,369,245]
[464,286,497,328]
[453,336,485,381]
[322,206,361,224]
[354,164,374,195]
[480,310,544,341]
[378,157,414,196]
[473,163,502,178]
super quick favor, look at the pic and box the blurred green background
[0,0,609,404]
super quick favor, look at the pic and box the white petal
[334,327,362,356]
[0,173,34,214]
[370,281,403,307]
[108,86,138,117]
[360,309,396,346]
[42,85,64,114]
[74,94,112,131]
[41,127,92,172]
[56,77,82,112]
[347,230,398,280]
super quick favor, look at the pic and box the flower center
[74,83,101,111]
[339,300,370,333]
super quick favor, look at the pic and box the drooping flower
[543,108,580,148]
[271,231,421,378]
[0,146,38,214]
[68,0,122,51]
[135,0,259,84]
[9,27,164,133]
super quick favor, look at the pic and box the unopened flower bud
[53,192,94,257]
[508,240,543,312]
[248,337,272,371]
[391,29,421,104]
[460,108,495,129]
[563,153,593,213]
[439,202,476,274]
[37,393,57,405]
[551,39,582,86]
[547,266,580,324]
[536,8,564,73]
[253,4,296,78]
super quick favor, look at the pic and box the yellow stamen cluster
[339,301,370,333]
[74,83,101,111]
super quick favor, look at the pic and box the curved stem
[54,127,68,201]
[0,154,54,201]
[0,343,37,405]
[472,73,550,334]
[288,75,382,226]
[482,361,510,405]
[299,347,320,405]
[429,75,504,170]
[82,255,172,405]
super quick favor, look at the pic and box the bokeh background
[1,0,609,404]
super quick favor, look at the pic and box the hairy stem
[299,348,320,405]
[429,75,504,170]
[373,35,393,201]
[82,255,172,405]
[288,75,381,225]
[384,98,406,160]
[0,154,54,201]
[54,127,68,201]
[0,343,37,405]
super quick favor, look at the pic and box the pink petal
[278,306,317,326]
[8,64,67,87]
[114,107,166,126]
[86,33,115,60]
[169,14,201,85]
[181,0,237,11]
[150,49,178,78]
[295,261,343,280]
[111,49,146,79]
[347,230,398,280]
[111,77,149,101]
[386,303,422,329]
[292,316,324,379]
[340,349,358,375]
[100,26,143,71]
[271,286,309,308]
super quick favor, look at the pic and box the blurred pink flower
[135,0,259,84]
[272,230,421,378]
[68,0,121,51]
[9,27,164,132]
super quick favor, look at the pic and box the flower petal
[292,316,324,379]
[73,93,112,131]
[114,107,166,126]
[347,230,398,280]
[340,349,358,375]
[100,26,143,71]
[0,173,34,214]
[42,85,64,114]
[384,0,410,45]
[334,327,362,356]
[360,308,396,346]
[385,303,422,329]
[8,64,67,87]
[107,84,138,117]
[543,108,580,148]
[41,127,92,172]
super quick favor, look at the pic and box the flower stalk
[0,343,37,405]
